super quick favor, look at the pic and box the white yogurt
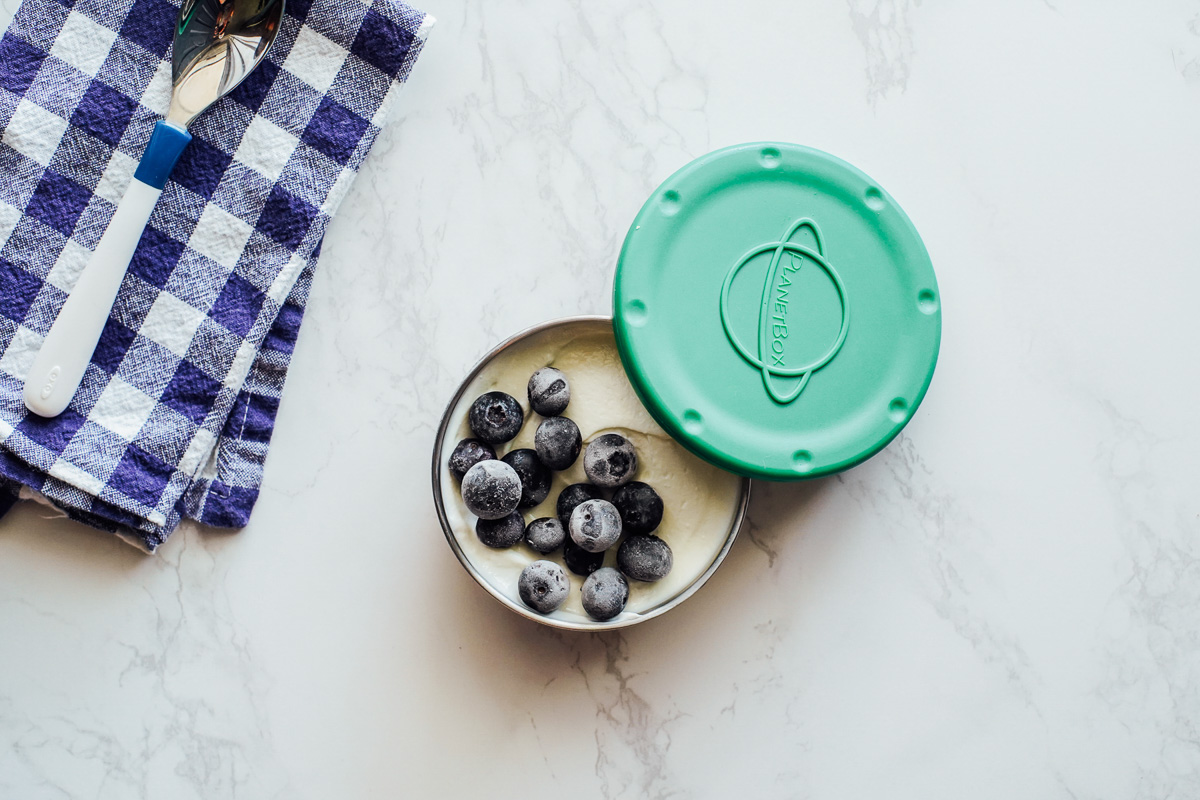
[439,321,744,626]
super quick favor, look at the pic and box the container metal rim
[431,315,751,631]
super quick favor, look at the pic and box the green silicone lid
[613,142,941,481]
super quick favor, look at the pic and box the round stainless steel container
[431,316,751,631]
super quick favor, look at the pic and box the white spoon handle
[22,178,162,418]
[22,120,191,418]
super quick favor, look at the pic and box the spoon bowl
[169,0,285,126]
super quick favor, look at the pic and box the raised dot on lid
[659,190,681,216]
[864,186,885,211]
[888,397,908,423]
[625,298,648,326]
[682,409,703,435]
[759,147,781,168]
[917,289,939,315]
[792,450,813,473]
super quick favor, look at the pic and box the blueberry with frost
[468,391,524,445]
[535,416,582,471]
[569,498,622,553]
[528,367,570,416]
[617,535,673,582]
[611,481,663,534]
[460,460,522,520]
[524,517,567,554]
[519,560,570,613]
[581,568,629,621]
[583,433,638,488]
[476,512,524,548]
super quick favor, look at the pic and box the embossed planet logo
[719,218,850,404]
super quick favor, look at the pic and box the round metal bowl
[431,316,751,631]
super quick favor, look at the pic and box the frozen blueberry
[535,416,582,471]
[581,568,629,622]
[501,448,551,509]
[528,367,571,417]
[476,512,524,548]
[460,460,522,520]
[447,438,496,481]
[524,517,566,554]
[611,481,663,534]
[563,539,605,577]
[569,498,623,553]
[518,560,570,614]
[583,433,638,488]
[617,535,673,582]
[556,483,601,528]
[468,391,524,445]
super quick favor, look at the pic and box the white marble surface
[3,0,1200,797]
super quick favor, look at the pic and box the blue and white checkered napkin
[0,0,431,550]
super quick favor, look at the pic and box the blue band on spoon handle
[132,120,193,189]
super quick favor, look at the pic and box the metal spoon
[23,0,285,418]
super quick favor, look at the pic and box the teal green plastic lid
[613,142,941,481]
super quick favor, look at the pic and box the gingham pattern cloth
[0,0,431,551]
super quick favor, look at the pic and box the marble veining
[2,0,1200,797]
[847,0,918,103]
